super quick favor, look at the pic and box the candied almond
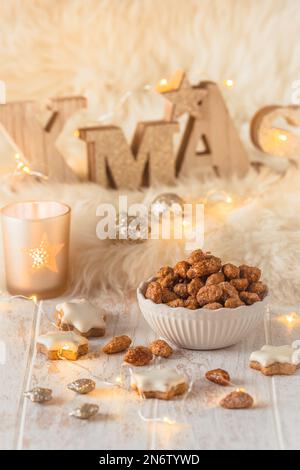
[224,297,245,308]
[186,249,205,264]
[239,291,260,305]
[162,288,178,303]
[206,272,225,285]
[167,298,185,308]
[219,281,239,302]
[239,265,261,283]
[145,281,163,303]
[248,281,268,298]
[156,266,173,278]
[196,284,223,307]
[149,339,173,358]
[174,283,189,299]
[205,369,230,386]
[187,278,204,296]
[124,346,153,366]
[203,302,223,310]
[185,296,200,309]
[102,335,132,354]
[157,273,177,288]
[220,390,253,409]
[187,256,222,279]
[174,261,190,279]
[230,278,249,291]
[222,263,240,280]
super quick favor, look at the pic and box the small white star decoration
[25,233,64,273]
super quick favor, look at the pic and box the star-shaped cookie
[130,367,188,400]
[157,69,207,120]
[56,298,106,337]
[37,330,88,360]
[250,343,300,376]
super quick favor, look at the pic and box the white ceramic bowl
[137,280,269,350]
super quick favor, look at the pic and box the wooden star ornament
[25,233,64,273]
[156,69,207,120]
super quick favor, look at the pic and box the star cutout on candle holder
[156,69,208,120]
[24,233,64,273]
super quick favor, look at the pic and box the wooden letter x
[0,96,87,181]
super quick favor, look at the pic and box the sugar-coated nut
[147,254,266,311]
[174,261,190,278]
[102,335,132,354]
[145,281,163,303]
[230,278,249,291]
[167,298,185,308]
[220,390,254,409]
[239,265,261,283]
[222,263,240,280]
[156,266,173,278]
[186,267,198,279]
[185,296,200,309]
[162,288,178,303]
[240,291,261,305]
[173,283,189,299]
[224,297,245,308]
[187,277,204,296]
[186,249,205,264]
[196,284,223,307]
[205,368,230,386]
[248,281,268,298]
[149,339,173,358]
[203,302,223,310]
[157,273,177,288]
[187,256,222,279]
[124,346,153,366]
[219,282,239,302]
[206,272,225,285]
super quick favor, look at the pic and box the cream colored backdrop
[0,0,299,118]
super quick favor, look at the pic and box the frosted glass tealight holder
[1,201,71,299]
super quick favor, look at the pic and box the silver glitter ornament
[116,212,149,242]
[69,403,99,420]
[67,378,96,395]
[24,387,52,403]
[151,193,185,219]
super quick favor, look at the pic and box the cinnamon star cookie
[56,298,106,337]
[249,341,300,376]
[37,331,88,360]
[130,368,188,400]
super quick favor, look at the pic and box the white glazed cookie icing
[37,331,88,352]
[250,343,300,367]
[130,368,187,392]
[56,299,106,333]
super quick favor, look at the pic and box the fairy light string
[2,293,299,424]
[0,293,190,425]
[3,72,288,220]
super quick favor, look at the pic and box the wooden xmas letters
[159,72,249,178]
[250,105,300,158]
[0,70,249,187]
[80,70,249,188]
[0,96,86,181]
[79,121,179,189]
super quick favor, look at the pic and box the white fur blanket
[0,167,299,306]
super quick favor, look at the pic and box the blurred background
[0,0,298,113]
[0,0,299,175]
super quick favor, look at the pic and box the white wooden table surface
[1,293,300,450]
